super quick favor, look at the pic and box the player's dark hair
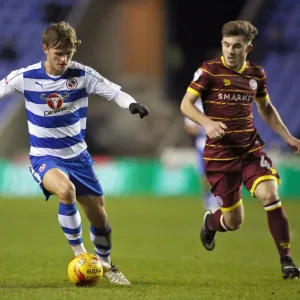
[42,21,81,50]
[222,20,258,42]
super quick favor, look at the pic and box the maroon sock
[264,200,290,258]
[207,209,229,232]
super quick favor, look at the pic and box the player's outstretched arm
[112,91,149,119]
[0,77,15,100]
[0,79,6,100]
[255,97,300,153]
[0,70,24,100]
[86,67,149,119]
[181,91,227,140]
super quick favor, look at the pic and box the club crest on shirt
[193,69,203,82]
[66,77,78,90]
[249,79,257,91]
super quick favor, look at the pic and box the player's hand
[284,135,300,154]
[204,120,227,141]
[129,103,149,119]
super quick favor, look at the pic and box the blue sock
[58,202,83,247]
[90,224,112,264]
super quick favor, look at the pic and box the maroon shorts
[204,149,280,211]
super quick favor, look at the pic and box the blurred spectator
[43,0,73,23]
[0,39,17,61]
[265,24,289,53]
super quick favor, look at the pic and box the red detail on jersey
[66,77,78,90]
[40,92,69,109]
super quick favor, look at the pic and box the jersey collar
[42,61,66,81]
[221,56,247,73]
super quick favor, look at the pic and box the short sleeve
[187,62,213,97]
[256,67,269,100]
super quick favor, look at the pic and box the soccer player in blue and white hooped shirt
[0,22,149,285]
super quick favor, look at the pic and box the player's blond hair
[222,20,258,42]
[42,21,81,50]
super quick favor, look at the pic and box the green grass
[0,196,299,300]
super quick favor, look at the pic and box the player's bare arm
[255,97,300,153]
[181,91,227,140]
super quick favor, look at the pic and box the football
[67,253,103,286]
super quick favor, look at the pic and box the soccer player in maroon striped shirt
[181,20,300,279]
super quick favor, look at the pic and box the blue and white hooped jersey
[184,99,206,152]
[0,61,121,159]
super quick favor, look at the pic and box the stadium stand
[0,0,84,134]
[254,0,300,149]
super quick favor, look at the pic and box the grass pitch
[0,196,299,300]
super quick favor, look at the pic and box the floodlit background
[0,1,299,299]
[0,0,299,198]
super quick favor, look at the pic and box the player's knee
[224,216,243,231]
[255,180,279,206]
[226,220,242,231]
[257,190,278,206]
[56,181,76,203]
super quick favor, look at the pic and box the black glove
[129,103,149,119]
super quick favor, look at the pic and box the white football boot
[101,261,131,285]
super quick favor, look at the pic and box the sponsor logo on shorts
[39,164,46,172]
[216,196,223,207]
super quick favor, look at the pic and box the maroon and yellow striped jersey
[188,56,269,161]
